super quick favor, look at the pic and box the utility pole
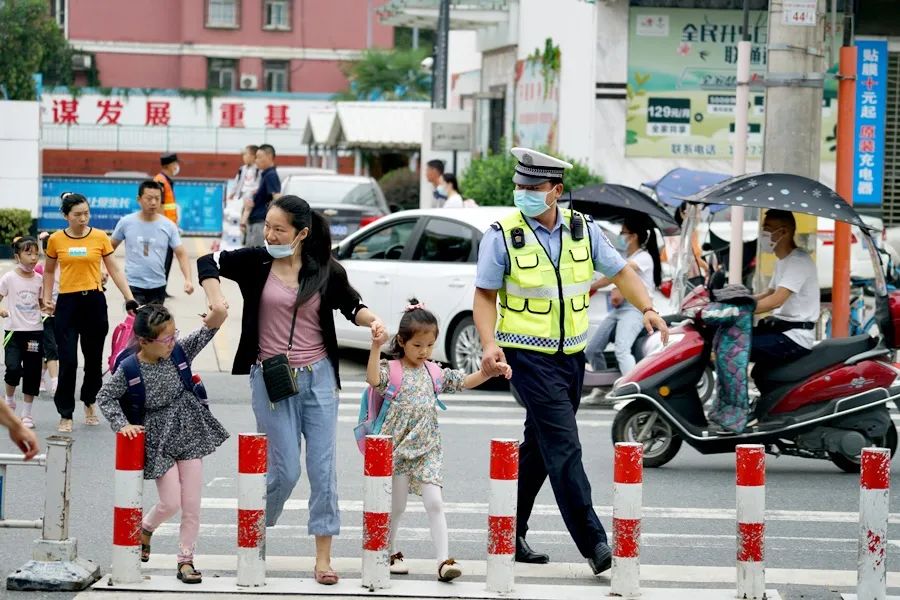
[762,0,826,178]
[728,0,751,285]
[432,0,450,109]
[759,0,826,293]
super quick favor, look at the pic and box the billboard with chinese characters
[626,7,840,159]
[852,39,888,207]
[40,92,332,154]
[40,177,225,236]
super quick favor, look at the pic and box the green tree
[0,0,74,100]
[460,148,602,206]
[334,48,431,101]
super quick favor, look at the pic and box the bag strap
[424,361,447,411]
[286,302,300,352]
[120,354,145,425]
[170,343,193,392]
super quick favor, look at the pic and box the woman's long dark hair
[271,195,335,307]
[60,192,88,215]
[623,216,662,287]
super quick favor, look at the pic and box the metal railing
[0,451,48,529]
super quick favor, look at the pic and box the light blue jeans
[585,304,645,375]
[250,358,340,535]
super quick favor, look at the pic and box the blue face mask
[513,189,551,218]
[265,235,299,259]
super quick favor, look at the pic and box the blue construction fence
[40,176,226,236]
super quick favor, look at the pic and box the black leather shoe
[515,536,550,564]
[588,542,612,575]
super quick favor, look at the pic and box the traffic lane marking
[193,497,900,524]
[85,574,783,599]
[135,553,895,589]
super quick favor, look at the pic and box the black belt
[757,316,815,333]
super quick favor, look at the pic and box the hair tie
[405,302,425,312]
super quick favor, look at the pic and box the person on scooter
[751,209,819,367]
[473,147,669,577]
[585,217,662,381]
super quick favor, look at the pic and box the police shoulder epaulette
[583,213,594,222]
[490,222,502,231]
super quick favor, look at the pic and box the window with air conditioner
[208,58,238,91]
[207,0,239,28]
[263,0,290,30]
[264,61,289,92]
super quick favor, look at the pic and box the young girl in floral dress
[97,302,229,584]
[366,299,511,582]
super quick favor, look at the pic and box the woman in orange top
[42,193,137,433]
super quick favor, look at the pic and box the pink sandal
[314,568,339,585]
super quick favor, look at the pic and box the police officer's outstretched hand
[481,342,507,377]
[643,310,670,345]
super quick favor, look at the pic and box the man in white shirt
[751,209,820,367]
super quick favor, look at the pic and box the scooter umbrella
[682,172,870,230]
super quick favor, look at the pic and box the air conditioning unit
[71,54,92,71]
[239,74,258,90]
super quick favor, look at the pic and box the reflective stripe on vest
[495,209,594,355]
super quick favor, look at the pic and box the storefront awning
[332,102,430,149]
[378,0,509,30]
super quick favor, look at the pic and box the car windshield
[283,179,379,208]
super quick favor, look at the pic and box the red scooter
[609,173,900,472]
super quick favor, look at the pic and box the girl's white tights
[389,473,449,562]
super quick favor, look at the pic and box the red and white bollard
[736,444,765,600]
[486,439,518,593]
[857,447,891,600]
[111,431,145,585]
[237,433,267,587]
[362,435,392,589]
[611,442,643,598]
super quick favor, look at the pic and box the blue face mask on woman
[513,189,551,218]
[265,234,300,259]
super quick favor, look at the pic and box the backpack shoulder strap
[119,354,146,425]
[170,343,193,391]
[424,361,447,411]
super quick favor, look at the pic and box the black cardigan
[197,247,366,386]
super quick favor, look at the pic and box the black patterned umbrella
[565,183,679,235]
[683,172,870,229]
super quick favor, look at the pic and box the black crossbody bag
[260,304,300,403]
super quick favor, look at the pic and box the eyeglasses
[152,330,179,345]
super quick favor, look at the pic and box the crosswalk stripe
[137,554,900,588]
[336,415,610,427]
[337,402,526,414]
[151,522,860,548]
[195,497,900,524]
[339,390,519,404]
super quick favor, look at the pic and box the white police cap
[511,147,573,185]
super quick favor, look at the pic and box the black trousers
[53,290,109,419]
[5,331,44,397]
[507,348,607,558]
[164,246,174,284]
[130,285,167,306]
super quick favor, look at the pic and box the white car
[333,207,674,373]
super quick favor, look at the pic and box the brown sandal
[140,528,152,562]
[438,558,462,582]
[177,562,202,584]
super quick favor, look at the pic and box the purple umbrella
[644,168,731,212]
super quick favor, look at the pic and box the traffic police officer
[473,148,668,575]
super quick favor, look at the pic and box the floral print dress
[376,359,466,495]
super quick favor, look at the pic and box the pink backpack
[354,360,446,454]
[108,313,135,373]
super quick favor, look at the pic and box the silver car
[280,175,390,241]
